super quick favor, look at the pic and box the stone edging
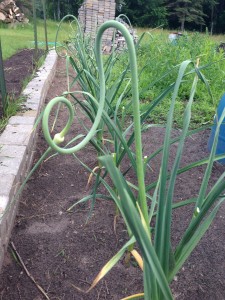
[0,50,58,270]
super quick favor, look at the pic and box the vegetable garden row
[16,16,225,299]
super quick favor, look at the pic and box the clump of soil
[0,57,225,300]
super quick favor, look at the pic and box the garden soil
[0,49,43,119]
[0,55,225,300]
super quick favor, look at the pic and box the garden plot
[0,58,224,299]
[1,19,225,300]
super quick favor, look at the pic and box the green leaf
[154,60,193,276]
[170,198,225,282]
[99,155,173,300]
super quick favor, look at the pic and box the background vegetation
[109,29,225,127]
[0,19,70,59]
[0,19,224,127]
[15,0,225,34]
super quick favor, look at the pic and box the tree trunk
[53,0,56,20]
[57,0,60,20]
[210,5,214,35]
[181,18,185,31]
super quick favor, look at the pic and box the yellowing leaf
[71,237,136,293]
[131,249,143,271]
[121,292,144,300]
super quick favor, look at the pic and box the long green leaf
[162,61,199,276]
[170,198,225,282]
[175,172,225,261]
[154,60,193,274]
[99,155,173,300]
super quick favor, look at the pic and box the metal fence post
[0,38,7,116]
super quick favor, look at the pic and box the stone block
[0,145,27,182]
[8,116,36,126]
[0,124,34,148]
[0,174,16,218]
[24,102,39,112]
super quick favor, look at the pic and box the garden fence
[0,38,7,117]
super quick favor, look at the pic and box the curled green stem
[42,20,148,223]
[55,15,83,57]
[95,20,148,223]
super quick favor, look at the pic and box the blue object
[208,93,225,165]
[30,41,62,46]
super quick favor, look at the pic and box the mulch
[0,54,225,300]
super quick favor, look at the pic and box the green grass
[0,19,71,60]
[0,19,71,128]
[0,95,24,132]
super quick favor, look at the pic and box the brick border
[0,50,58,270]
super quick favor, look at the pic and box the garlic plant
[40,19,225,300]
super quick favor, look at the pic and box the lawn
[0,19,70,60]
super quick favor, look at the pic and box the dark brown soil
[0,49,43,118]
[0,56,225,300]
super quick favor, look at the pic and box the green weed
[111,30,225,127]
